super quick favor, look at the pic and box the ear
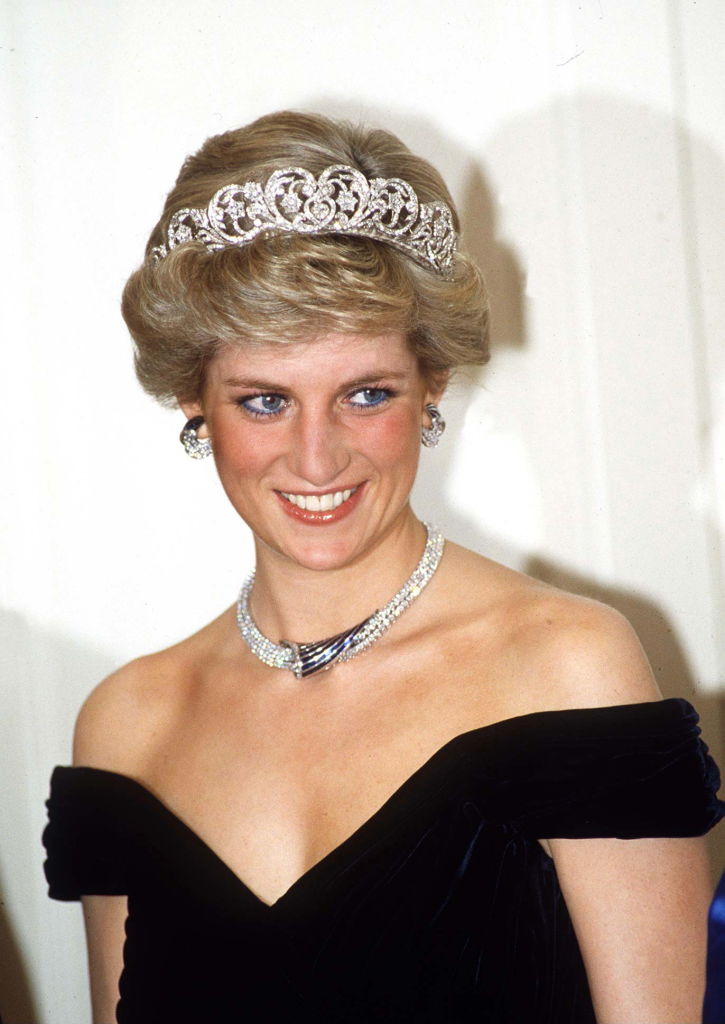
[423,369,449,407]
[179,398,205,423]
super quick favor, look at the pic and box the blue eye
[240,394,286,417]
[348,387,391,408]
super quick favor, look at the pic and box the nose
[286,406,352,486]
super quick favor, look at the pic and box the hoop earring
[180,416,212,459]
[421,404,446,448]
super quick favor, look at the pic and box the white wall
[2,1,724,1019]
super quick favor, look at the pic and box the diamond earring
[421,404,446,448]
[180,416,212,459]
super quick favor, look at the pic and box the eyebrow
[222,371,412,390]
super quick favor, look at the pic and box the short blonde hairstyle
[122,111,489,406]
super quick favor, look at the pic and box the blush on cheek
[363,408,420,461]
[213,428,276,473]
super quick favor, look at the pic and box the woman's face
[181,331,444,573]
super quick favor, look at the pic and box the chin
[278,536,364,573]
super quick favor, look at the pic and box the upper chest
[136,647,523,903]
[128,594,550,904]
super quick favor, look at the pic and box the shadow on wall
[459,161,526,351]
[0,864,36,1024]
[0,608,117,1024]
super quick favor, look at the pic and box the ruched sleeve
[464,698,723,839]
[43,766,141,899]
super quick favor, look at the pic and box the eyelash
[236,387,395,419]
[238,394,287,418]
[348,387,394,409]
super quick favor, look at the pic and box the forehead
[207,331,419,385]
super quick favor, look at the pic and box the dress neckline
[55,698,691,910]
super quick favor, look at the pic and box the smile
[279,487,357,512]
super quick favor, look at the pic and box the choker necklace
[236,524,445,678]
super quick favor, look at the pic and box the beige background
[2,0,724,1019]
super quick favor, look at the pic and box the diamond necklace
[236,523,445,678]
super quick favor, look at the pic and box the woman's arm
[72,659,164,1023]
[82,895,127,1024]
[530,599,714,1022]
[551,833,711,1023]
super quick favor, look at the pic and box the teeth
[281,487,355,512]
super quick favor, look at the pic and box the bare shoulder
[508,586,662,710]
[73,606,235,773]
[439,542,661,714]
[73,652,174,771]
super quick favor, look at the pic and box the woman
[44,111,723,1023]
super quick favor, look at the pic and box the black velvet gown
[44,698,723,1023]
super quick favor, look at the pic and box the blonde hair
[122,111,489,406]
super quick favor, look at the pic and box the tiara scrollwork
[149,164,457,276]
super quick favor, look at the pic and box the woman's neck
[247,512,430,643]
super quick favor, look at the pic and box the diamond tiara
[149,164,457,277]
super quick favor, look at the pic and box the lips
[275,484,363,524]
